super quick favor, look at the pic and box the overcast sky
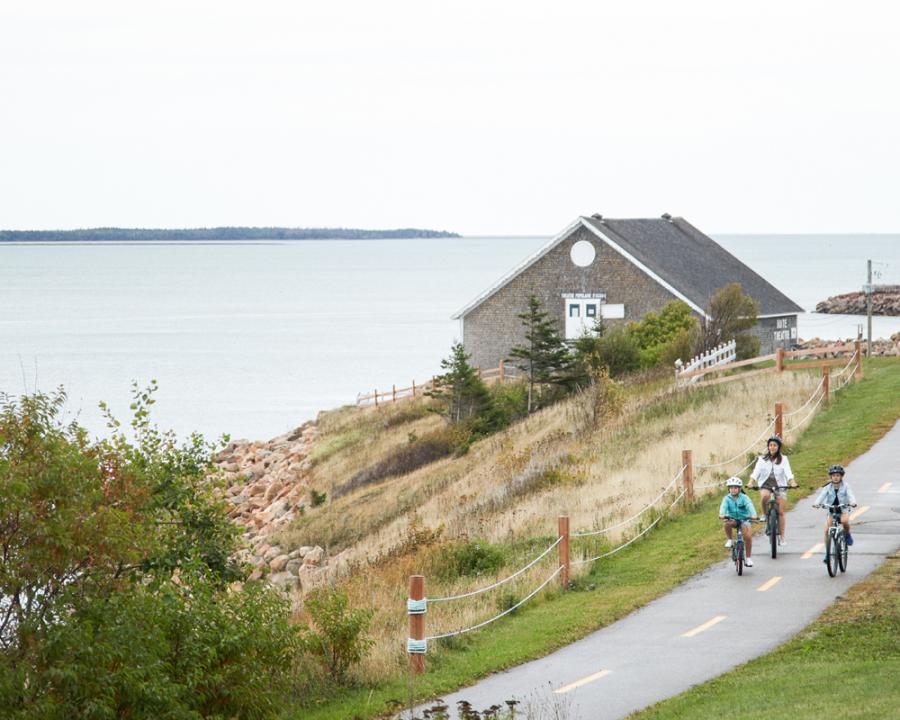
[2,1,899,235]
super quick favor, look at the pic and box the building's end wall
[751,315,799,355]
[460,224,679,370]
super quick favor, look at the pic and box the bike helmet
[827,464,845,476]
[767,435,783,448]
[726,476,743,487]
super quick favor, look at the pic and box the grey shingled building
[452,214,805,371]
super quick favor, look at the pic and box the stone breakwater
[213,421,343,595]
[796,335,900,356]
[815,287,900,316]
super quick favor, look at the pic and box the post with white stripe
[558,516,570,589]
[682,449,694,504]
[409,575,425,674]
[775,402,783,439]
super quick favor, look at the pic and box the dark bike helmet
[827,464,845,476]
[767,435,783,448]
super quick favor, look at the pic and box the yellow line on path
[851,505,870,521]
[801,543,823,559]
[681,615,727,638]
[554,670,611,694]
[757,576,782,592]
[878,482,892,493]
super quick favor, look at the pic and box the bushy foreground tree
[0,385,303,719]
[700,282,760,359]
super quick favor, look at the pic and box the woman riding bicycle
[719,476,757,567]
[813,464,857,561]
[748,435,797,547]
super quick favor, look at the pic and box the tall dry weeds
[285,370,822,682]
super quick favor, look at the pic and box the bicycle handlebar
[746,485,802,490]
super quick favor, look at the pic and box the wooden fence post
[823,366,830,404]
[776,347,785,373]
[409,575,425,674]
[854,339,863,379]
[682,449,694,503]
[412,380,416,397]
[775,402,783,438]
[499,359,505,382]
[392,384,396,402]
[558,516,570,589]
[374,389,378,407]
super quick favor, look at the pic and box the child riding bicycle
[748,435,797,547]
[719,477,758,567]
[812,464,857,561]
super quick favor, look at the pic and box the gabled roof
[452,215,805,319]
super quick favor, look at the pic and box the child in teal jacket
[718,477,758,566]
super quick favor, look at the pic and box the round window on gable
[570,240,596,267]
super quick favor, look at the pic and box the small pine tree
[507,295,574,413]
[427,341,499,430]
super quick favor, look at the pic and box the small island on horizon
[0,226,461,242]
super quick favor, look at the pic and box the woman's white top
[750,455,795,488]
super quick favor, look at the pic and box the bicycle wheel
[736,542,744,576]
[769,509,778,559]
[838,534,848,573]
[826,534,838,577]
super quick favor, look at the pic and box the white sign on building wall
[562,293,625,339]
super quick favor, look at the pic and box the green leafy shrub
[300,587,374,684]
[629,301,698,369]
[735,332,761,360]
[432,540,507,581]
[0,386,302,720]
[595,326,641,376]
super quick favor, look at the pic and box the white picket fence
[675,340,737,385]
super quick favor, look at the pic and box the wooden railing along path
[356,360,518,407]
[676,341,863,388]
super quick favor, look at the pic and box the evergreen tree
[507,295,573,413]
[427,341,499,430]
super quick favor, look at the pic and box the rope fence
[405,339,869,672]
[572,465,686,538]
[428,535,563,604]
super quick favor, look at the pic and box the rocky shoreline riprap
[815,286,900,316]
[795,335,900,356]
[213,421,347,596]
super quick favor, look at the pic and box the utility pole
[866,259,873,358]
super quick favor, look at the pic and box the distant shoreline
[0,227,461,242]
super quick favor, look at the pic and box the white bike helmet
[726,476,743,487]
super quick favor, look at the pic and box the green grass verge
[628,556,900,720]
[286,359,900,720]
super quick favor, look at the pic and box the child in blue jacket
[813,464,858,558]
[719,476,758,567]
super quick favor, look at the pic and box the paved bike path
[414,420,900,719]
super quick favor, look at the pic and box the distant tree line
[0,226,461,241]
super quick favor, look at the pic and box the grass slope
[287,359,900,720]
[629,556,900,720]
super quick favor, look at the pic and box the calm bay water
[2,234,898,441]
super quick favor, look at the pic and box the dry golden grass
[282,372,818,679]
[281,369,824,683]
